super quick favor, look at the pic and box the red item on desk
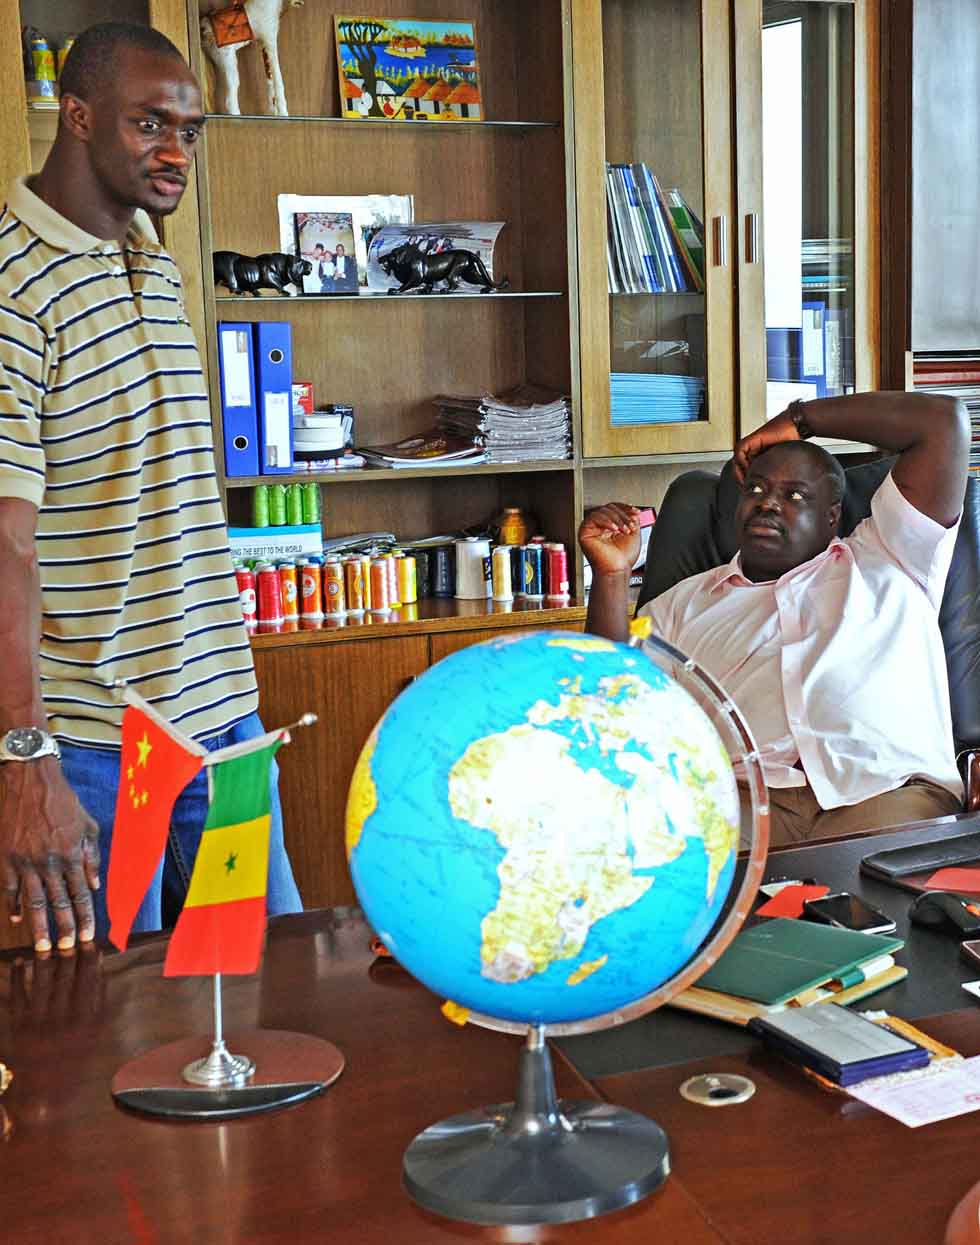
[924,867,980,894]
[756,883,830,918]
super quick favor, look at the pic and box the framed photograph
[335,17,482,122]
[294,212,359,294]
[278,194,414,288]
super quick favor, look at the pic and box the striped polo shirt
[0,178,257,747]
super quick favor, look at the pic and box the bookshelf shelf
[224,460,575,489]
[206,113,559,131]
[214,291,564,304]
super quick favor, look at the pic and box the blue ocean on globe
[346,630,740,1026]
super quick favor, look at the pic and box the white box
[228,524,323,563]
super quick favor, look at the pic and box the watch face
[5,728,45,758]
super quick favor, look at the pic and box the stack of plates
[294,409,352,459]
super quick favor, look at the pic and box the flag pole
[182,972,256,1088]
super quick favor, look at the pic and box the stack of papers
[356,430,486,469]
[433,385,572,463]
[610,372,704,426]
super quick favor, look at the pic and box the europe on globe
[346,629,742,1028]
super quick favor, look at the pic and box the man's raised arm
[734,390,969,528]
[578,503,642,642]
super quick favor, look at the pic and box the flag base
[111,1029,344,1120]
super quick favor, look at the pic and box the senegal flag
[163,740,282,977]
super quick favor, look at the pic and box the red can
[257,563,284,625]
[544,543,569,600]
[298,558,323,619]
[278,561,299,621]
[323,557,346,615]
[370,557,391,612]
[235,565,256,630]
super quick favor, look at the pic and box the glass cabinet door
[572,0,736,459]
[735,0,879,436]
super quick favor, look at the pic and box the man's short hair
[762,439,846,506]
[59,21,185,101]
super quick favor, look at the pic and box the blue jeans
[61,712,303,943]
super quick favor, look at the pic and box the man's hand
[1,757,100,952]
[732,410,800,483]
[578,503,642,576]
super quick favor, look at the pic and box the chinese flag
[107,706,204,951]
[164,741,281,977]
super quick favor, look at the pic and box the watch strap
[787,399,815,440]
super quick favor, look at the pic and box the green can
[268,483,288,526]
[301,481,322,524]
[252,483,270,528]
[285,482,304,526]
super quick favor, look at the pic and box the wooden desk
[0,911,722,1245]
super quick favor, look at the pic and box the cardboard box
[228,524,323,563]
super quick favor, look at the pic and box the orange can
[359,554,373,610]
[370,557,390,612]
[298,558,323,619]
[323,557,346,615]
[278,561,299,620]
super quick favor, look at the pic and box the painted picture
[335,17,482,122]
[294,212,359,294]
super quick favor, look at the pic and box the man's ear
[829,501,842,534]
[59,93,94,143]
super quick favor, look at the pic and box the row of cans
[252,481,321,528]
[235,552,420,628]
[490,542,569,601]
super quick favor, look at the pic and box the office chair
[635,456,980,807]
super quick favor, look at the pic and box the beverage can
[268,482,287,526]
[285,482,304,526]
[323,557,346,615]
[492,545,513,601]
[27,34,57,105]
[56,35,75,80]
[385,554,401,608]
[301,481,321,524]
[432,545,455,597]
[412,548,431,599]
[251,483,270,528]
[278,561,299,620]
[544,543,569,600]
[455,537,491,599]
[235,565,256,630]
[257,564,284,625]
[298,558,323,618]
[497,506,529,546]
[359,554,373,610]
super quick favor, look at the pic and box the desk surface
[3,827,980,1244]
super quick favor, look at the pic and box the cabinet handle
[712,215,728,268]
[744,212,759,264]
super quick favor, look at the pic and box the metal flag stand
[110,710,346,1120]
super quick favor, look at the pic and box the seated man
[579,391,969,846]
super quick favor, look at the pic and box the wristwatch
[0,727,61,762]
[786,398,815,440]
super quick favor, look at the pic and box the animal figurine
[199,0,304,117]
[379,243,510,295]
[213,250,312,296]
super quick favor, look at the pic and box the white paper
[220,327,252,407]
[263,392,291,470]
[847,1054,980,1127]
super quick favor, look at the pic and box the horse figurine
[199,0,304,117]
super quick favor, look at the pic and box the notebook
[694,918,904,1007]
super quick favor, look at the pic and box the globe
[346,629,764,1031]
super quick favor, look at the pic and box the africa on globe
[346,630,741,1027]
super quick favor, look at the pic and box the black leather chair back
[636,458,980,757]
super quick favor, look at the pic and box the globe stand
[402,1024,669,1225]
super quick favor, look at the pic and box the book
[747,1002,931,1087]
[649,169,702,292]
[668,962,908,1026]
[664,188,706,289]
[356,429,486,468]
[693,917,905,1007]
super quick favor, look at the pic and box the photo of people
[294,211,360,294]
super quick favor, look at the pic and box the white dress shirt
[639,472,962,808]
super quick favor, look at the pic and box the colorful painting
[335,16,482,122]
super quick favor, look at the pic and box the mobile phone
[802,892,897,934]
[961,939,980,968]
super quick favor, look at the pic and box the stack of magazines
[433,385,572,463]
[356,430,486,469]
[610,372,705,426]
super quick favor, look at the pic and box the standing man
[0,22,302,954]
[579,392,969,844]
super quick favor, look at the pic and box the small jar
[496,506,530,547]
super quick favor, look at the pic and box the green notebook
[696,918,904,1007]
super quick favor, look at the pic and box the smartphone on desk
[802,891,897,935]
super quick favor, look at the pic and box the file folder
[253,321,294,474]
[216,322,259,477]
